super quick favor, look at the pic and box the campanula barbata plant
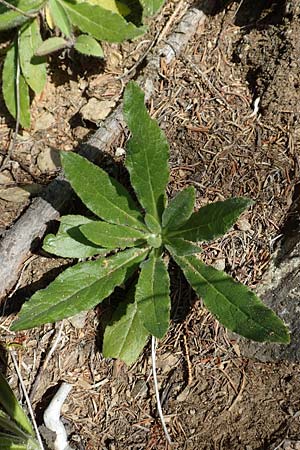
[11,82,289,364]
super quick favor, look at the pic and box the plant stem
[0,0,37,18]
[151,336,172,446]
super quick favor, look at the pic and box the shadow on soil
[196,0,288,28]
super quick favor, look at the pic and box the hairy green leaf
[49,0,72,36]
[76,0,131,16]
[80,221,147,249]
[146,234,162,249]
[165,238,201,256]
[0,0,45,30]
[0,411,29,440]
[162,186,195,231]
[140,0,164,16]
[61,151,147,231]
[123,81,169,221]
[0,435,28,450]
[0,373,34,436]
[103,284,149,364]
[173,254,290,344]
[19,19,47,94]
[43,215,106,258]
[136,254,170,338]
[34,36,69,56]
[144,213,161,234]
[169,198,253,242]
[61,0,145,42]
[11,247,149,331]
[74,34,104,57]
[2,41,30,128]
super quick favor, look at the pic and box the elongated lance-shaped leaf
[11,247,149,331]
[123,81,169,222]
[0,410,29,439]
[165,238,202,256]
[144,213,161,234]
[49,0,72,36]
[103,283,149,364]
[19,19,47,94]
[2,41,30,128]
[172,253,290,344]
[61,151,147,231]
[135,253,170,338]
[0,434,31,450]
[80,221,147,249]
[43,215,106,258]
[162,186,195,231]
[0,373,34,436]
[169,198,253,242]
[0,0,45,30]
[35,37,69,56]
[61,0,145,42]
[74,35,104,57]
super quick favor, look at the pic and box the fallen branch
[0,7,206,301]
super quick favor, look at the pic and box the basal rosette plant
[0,0,163,128]
[11,81,289,364]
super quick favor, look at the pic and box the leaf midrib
[179,255,283,339]
[118,302,138,356]
[72,169,146,231]
[24,248,149,318]
[129,134,158,221]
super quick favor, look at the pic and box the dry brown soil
[1,0,300,449]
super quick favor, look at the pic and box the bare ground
[1,0,300,449]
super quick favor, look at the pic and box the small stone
[69,311,88,329]
[176,386,190,402]
[211,258,226,271]
[33,111,55,132]
[131,380,148,398]
[236,217,252,232]
[80,98,116,123]
[115,147,126,157]
[37,148,61,173]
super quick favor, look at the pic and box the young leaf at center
[80,221,147,249]
[162,186,195,231]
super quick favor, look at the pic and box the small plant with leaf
[11,81,289,363]
[0,371,40,449]
[0,0,163,128]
